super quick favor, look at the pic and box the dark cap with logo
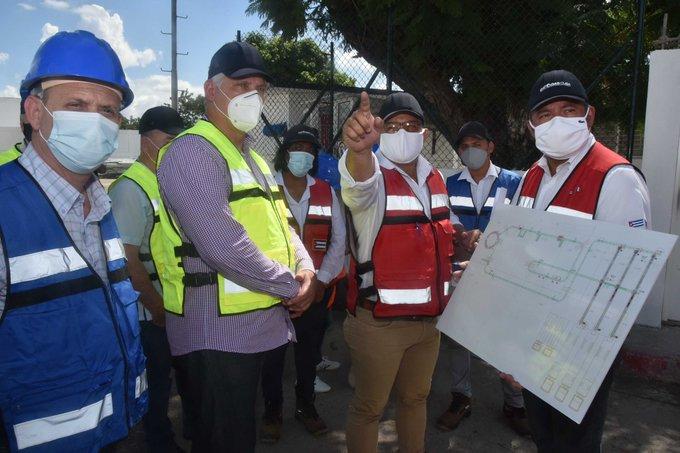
[454,121,493,148]
[528,69,588,112]
[208,41,272,82]
[378,92,424,122]
[139,106,184,136]
[282,124,321,150]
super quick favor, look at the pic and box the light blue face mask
[287,150,315,177]
[39,104,120,174]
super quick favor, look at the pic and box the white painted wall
[640,49,680,325]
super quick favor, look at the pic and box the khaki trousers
[344,307,440,453]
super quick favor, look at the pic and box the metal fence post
[386,6,394,94]
[626,0,646,161]
[330,42,336,150]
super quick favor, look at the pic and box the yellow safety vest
[0,144,22,165]
[109,161,163,285]
[155,120,295,315]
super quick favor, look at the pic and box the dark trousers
[261,293,329,407]
[139,321,175,452]
[523,359,619,453]
[173,349,264,453]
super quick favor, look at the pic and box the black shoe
[260,403,283,444]
[436,392,472,431]
[295,403,329,436]
[503,403,531,437]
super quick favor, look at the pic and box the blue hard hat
[20,30,134,109]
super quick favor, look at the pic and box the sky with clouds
[0,0,384,118]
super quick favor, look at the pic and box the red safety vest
[517,141,630,219]
[284,178,334,270]
[347,166,455,318]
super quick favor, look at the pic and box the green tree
[173,90,205,128]
[121,115,140,130]
[247,0,679,168]
[245,31,355,87]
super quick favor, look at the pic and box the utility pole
[161,0,188,110]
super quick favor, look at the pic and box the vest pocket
[2,372,117,451]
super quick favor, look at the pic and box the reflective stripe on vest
[14,393,114,450]
[308,205,332,217]
[386,195,423,212]
[155,120,295,315]
[378,287,431,305]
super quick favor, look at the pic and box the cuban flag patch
[629,218,647,228]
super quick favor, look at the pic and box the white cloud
[125,75,202,118]
[42,0,69,9]
[74,4,157,68]
[40,22,59,42]
[0,52,9,64]
[18,2,36,10]
[0,85,20,98]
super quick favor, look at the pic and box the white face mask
[214,84,263,132]
[530,108,590,160]
[39,104,119,174]
[379,129,424,164]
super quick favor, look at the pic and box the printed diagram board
[437,205,677,423]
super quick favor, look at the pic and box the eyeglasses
[383,120,423,134]
[231,80,270,99]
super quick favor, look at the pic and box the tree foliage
[247,0,680,168]
[245,31,355,87]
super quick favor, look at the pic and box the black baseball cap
[378,92,424,122]
[282,124,321,150]
[208,41,272,82]
[528,69,588,112]
[454,121,493,148]
[139,106,184,135]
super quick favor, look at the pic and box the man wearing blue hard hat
[0,30,148,452]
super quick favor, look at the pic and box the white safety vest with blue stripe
[446,168,521,231]
[0,161,148,452]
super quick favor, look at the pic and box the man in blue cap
[0,30,147,452]
[155,41,316,453]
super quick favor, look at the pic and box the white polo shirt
[512,133,651,228]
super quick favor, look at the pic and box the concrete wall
[641,49,680,325]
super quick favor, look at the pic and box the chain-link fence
[244,2,679,174]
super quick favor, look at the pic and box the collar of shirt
[536,132,596,178]
[274,171,315,204]
[458,162,499,186]
[18,144,111,220]
[376,151,433,187]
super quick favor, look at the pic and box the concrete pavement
[121,313,680,452]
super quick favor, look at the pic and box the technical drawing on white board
[437,204,677,423]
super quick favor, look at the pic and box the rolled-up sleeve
[157,135,300,299]
[339,150,381,212]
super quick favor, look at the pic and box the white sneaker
[316,356,340,372]
[314,376,331,393]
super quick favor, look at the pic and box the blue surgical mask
[287,151,314,177]
[39,104,120,174]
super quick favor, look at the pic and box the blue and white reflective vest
[0,161,147,452]
[446,167,521,231]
